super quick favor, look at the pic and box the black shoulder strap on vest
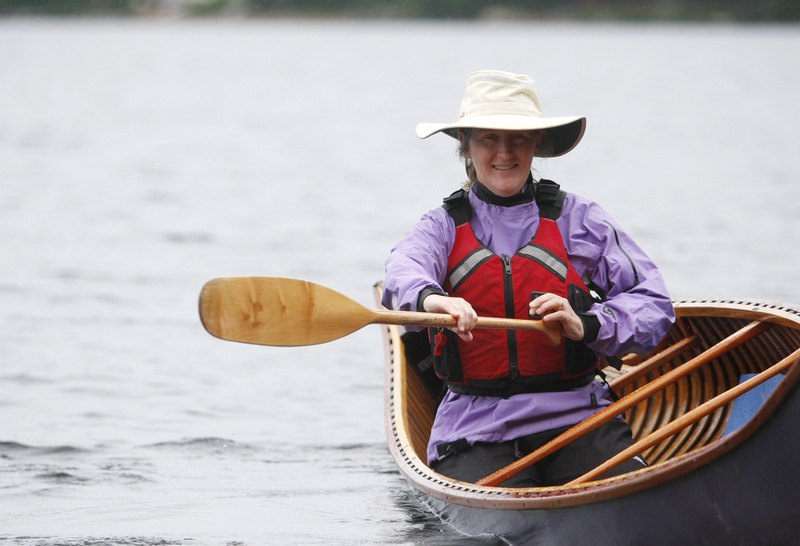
[535,179,567,220]
[442,188,471,226]
[442,181,565,223]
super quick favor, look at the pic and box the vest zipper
[502,256,519,376]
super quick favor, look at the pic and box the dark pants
[431,419,646,487]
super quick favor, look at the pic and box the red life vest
[431,181,600,397]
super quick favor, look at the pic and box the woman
[382,70,675,487]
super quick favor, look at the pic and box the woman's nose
[497,137,513,155]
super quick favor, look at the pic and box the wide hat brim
[415,114,586,158]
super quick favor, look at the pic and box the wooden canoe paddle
[199,277,562,347]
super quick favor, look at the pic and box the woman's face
[462,129,537,197]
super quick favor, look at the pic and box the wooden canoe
[375,285,800,545]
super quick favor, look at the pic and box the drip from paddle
[199,277,562,347]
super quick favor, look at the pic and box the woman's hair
[456,128,479,189]
[457,128,546,190]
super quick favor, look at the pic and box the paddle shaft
[370,309,561,342]
[568,347,800,485]
[475,319,771,487]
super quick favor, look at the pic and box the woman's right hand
[422,294,478,342]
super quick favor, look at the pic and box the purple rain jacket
[382,182,676,464]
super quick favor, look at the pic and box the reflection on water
[1,17,799,545]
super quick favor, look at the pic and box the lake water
[1,17,799,545]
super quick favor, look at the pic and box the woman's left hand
[529,293,585,341]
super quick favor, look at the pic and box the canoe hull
[377,292,800,545]
[421,367,800,545]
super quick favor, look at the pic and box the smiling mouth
[493,164,518,171]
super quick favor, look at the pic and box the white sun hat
[415,70,586,158]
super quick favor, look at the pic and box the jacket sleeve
[558,194,676,357]
[382,207,455,315]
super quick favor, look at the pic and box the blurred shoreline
[2,0,799,23]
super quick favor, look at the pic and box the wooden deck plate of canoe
[374,284,800,545]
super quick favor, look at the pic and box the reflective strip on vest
[518,244,568,282]
[448,247,493,291]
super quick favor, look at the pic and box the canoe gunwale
[377,290,800,510]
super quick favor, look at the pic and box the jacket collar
[473,174,535,207]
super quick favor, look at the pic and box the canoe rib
[376,287,800,511]
[569,347,800,484]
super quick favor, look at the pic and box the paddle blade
[199,277,375,346]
